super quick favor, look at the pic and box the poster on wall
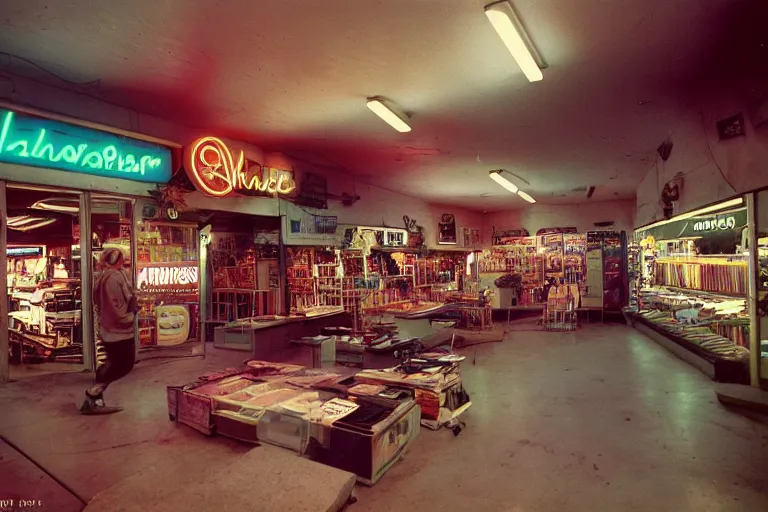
[543,234,564,277]
[438,214,457,245]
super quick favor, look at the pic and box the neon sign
[0,108,172,183]
[185,136,296,198]
[137,265,199,291]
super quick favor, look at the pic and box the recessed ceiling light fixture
[489,170,519,193]
[517,190,536,203]
[366,97,411,133]
[484,1,545,82]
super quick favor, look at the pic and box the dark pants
[90,339,135,395]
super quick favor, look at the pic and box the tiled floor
[2,324,767,511]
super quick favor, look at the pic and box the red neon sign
[185,136,296,198]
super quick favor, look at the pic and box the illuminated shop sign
[185,136,296,198]
[0,108,172,183]
[693,216,736,232]
[137,265,199,291]
[7,246,44,257]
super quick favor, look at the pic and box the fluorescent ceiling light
[7,215,38,227]
[638,197,744,231]
[484,1,544,82]
[489,170,519,193]
[9,218,57,231]
[366,98,411,133]
[517,190,536,203]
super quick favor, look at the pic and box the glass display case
[628,198,751,383]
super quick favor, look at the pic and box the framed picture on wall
[438,213,457,245]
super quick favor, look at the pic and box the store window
[135,216,200,355]
[6,187,85,367]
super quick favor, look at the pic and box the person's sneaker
[80,394,122,415]
[80,391,105,413]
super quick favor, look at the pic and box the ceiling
[0,0,758,211]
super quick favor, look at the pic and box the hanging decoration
[660,175,683,219]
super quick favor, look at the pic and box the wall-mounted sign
[137,264,199,291]
[494,236,534,247]
[492,228,529,245]
[438,214,457,245]
[693,215,737,232]
[0,108,172,183]
[185,136,296,198]
[314,215,338,235]
[536,227,577,236]
[6,246,44,257]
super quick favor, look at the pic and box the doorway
[4,185,89,374]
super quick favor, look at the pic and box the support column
[80,191,95,372]
[746,192,760,388]
[0,181,9,384]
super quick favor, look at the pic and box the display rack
[628,200,750,383]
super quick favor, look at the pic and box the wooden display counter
[213,310,351,358]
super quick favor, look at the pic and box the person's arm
[105,272,135,328]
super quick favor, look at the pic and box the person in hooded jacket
[80,248,138,414]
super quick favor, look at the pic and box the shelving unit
[653,258,748,295]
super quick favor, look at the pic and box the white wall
[485,199,636,240]
[635,88,768,226]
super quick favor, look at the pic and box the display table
[167,360,420,485]
[213,310,351,358]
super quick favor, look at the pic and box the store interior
[6,186,133,368]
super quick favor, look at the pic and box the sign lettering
[693,216,736,232]
[185,136,296,198]
[137,265,199,290]
[0,109,172,183]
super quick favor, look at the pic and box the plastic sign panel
[137,264,199,291]
[0,108,172,183]
[185,136,296,198]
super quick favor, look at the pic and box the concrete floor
[1,324,768,511]
[358,324,768,511]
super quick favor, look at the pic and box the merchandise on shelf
[136,221,200,348]
[628,200,750,383]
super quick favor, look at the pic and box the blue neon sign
[0,108,172,183]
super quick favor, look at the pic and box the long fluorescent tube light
[366,98,411,133]
[517,190,536,203]
[638,197,744,232]
[31,200,79,213]
[9,218,57,231]
[484,1,543,82]
[489,170,519,193]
